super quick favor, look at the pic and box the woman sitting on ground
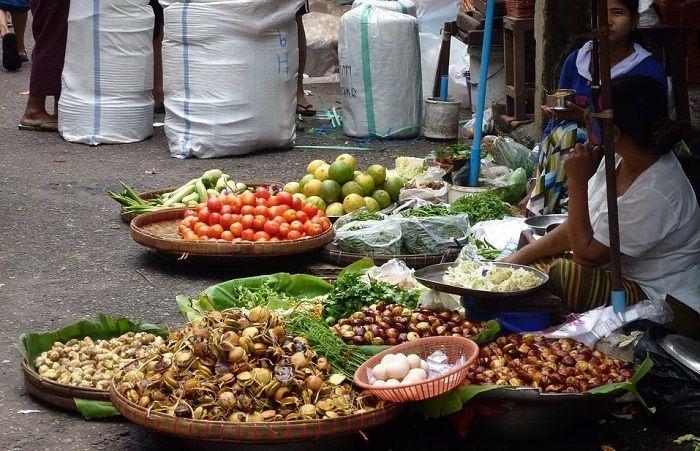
[521,0,667,216]
[504,75,700,337]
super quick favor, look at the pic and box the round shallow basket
[22,361,109,411]
[131,208,335,258]
[119,180,282,224]
[109,380,404,443]
[321,244,460,269]
[353,336,479,402]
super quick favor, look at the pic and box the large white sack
[414,0,460,34]
[351,0,417,16]
[163,0,303,159]
[339,5,422,138]
[59,0,154,145]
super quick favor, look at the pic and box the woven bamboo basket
[321,245,460,269]
[131,208,335,258]
[22,361,109,411]
[119,180,282,223]
[109,380,404,443]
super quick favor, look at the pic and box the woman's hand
[564,142,600,187]
[541,101,586,125]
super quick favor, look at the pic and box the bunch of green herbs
[449,191,510,225]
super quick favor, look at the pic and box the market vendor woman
[523,0,668,216]
[505,76,700,337]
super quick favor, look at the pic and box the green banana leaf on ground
[414,355,655,419]
[19,314,169,420]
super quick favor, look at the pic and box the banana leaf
[74,399,120,420]
[177,273,333,321]
[19,314,169,371]
[414,355,654,419]
[351,320,501,357]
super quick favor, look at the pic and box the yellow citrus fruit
[307,159,328,175]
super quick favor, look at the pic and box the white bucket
[423,97,461,139]
[447,183,495,203]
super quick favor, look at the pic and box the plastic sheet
[334,219,403,255]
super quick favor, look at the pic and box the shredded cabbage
[443,261,542,292]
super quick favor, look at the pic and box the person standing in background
[296,1,316,117]
[18,0,70,132]
[150,0,164,113]
[0,0,29,71]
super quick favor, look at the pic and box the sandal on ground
[18,52,28,62]
[296,103,317,117]
[2,32,21,71]
[18,119,59,132]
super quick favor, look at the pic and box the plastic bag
[334,209,388,231]
[490,136,537,178]
[462,108,493,139]
[398,213,470,254]
[334,219,403,255]
[365,258,423,290]
[417,289,463,312]
[543,299,674,346]
[623,320,700,433]
[470,217,527,251]
[399,166,450,204]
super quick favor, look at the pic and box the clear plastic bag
[398,166,450,204]
[334,219,403,255]
[365,258,422,290]
[398,213,470,254]
[333,208,388,230]
[490,136,537,178]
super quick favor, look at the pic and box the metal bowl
[524,214,568,236]
[545,89,576,111]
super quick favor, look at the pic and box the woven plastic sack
[352,0,417,16]
[334,219,403,255]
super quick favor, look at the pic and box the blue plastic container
[461,297,551,334]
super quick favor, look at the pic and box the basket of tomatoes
[130,187,335,257]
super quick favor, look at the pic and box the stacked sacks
[163,0,304,158]
[58,0,154,145]
[339,5,422,139]
[351,0,417,16]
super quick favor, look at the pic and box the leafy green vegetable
[335,220,403,255]
[399,214,470,255]
[400,204,452,217]
[449,191,510,225]
[492,167,528,205]
[674,435,700,450]
[74,399,121,420]
[324,272,420,325]
[345,210,385,222]
[19,315,169,371]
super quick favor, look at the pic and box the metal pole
[468,0,495,186]
[595,0,626,316]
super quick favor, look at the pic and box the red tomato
[195,203,205,213]
[269,237,280,242]
[316,209,327,218]
[197,207,210,224]
[184,209,196,218]
[220,213,234,230]
[263,220,280,236]
[195,224,210,238]
[268,205,285,219]
[207,195,222,212]
[282,209,297,223]
[231,214,242,223]
[221,195,233,206]
[253,215,267,230]
[241,214,255,230]
[241,229,255,241]
[287,230,302,240]
[230,196,242,213]
[229,222,243,237]
[253,231,270,241]
[276,192,293,207]
[292,198,302,211]
[241,205,255,216]
[183,231,198,240]
[232,237,243,243]
[295,211,309,223]
[198,235,209,240]
[220,230,234,241]
[272,216,286,225]
[208,212,222,226]
[240,192,256,206]
[255,187,270,200]
[302,203,318,218]
[256,197,266,206]
[208,224,224,239]
[253,205,268,217]
[193,222,206,235]
[178,224,188,235]
[278,223,291,239]
[265,196,279,208]
[320,217,331,231]
[290,220,305,233]
[305,222,323,236]
[277,204,291,211]
[220,204,233,215]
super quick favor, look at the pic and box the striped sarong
[527,122,587,216]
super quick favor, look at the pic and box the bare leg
[153,24,164,107]
[0,10,8,36]
[11,11,27,58]
[20,94,57,129]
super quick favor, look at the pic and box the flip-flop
[296,103,317,117]
[18,119,59,132]
[2,32,21,71]
[19,52,29,62]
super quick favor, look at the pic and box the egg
[393,353,409,367]
[371,363,388,381]
[381,354,396,365]
[406,354,421,369]
[420,359,429,372]
[372,379,386,387]
[385,378,400,387]
[369,376,377,384]
[407,368,427,381]
[385,359,410,380]
[400,376,419,385]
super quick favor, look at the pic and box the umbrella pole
[594,0,626,317]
